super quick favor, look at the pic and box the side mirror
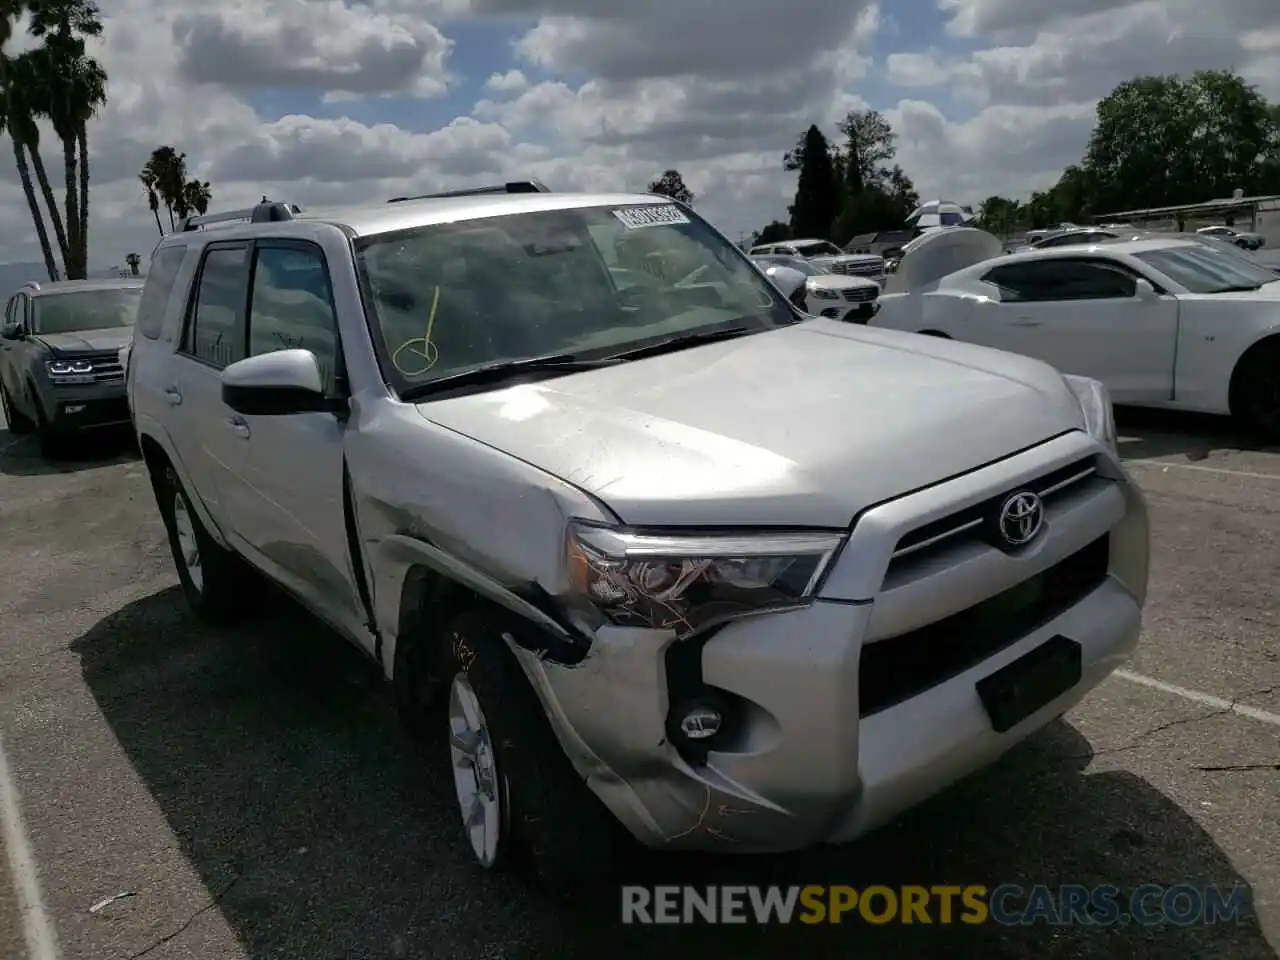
[1134,278,1158,300]
[2,322,24,340]
[221,349,344,417]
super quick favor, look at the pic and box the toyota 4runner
[126,184,1149,887]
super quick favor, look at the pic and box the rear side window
[136,245,187,340]
[984,259,1137,302]
[183,245,250,368]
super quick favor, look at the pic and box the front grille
[50,352,124,385]
[890,455,1098,561]
[834,261,885,278]
[858,533,1110,717]
[842,287,878,303]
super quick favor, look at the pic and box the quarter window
[136,245,187,340]
[246,244,340,393]
[185,245,250,368]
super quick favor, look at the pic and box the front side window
[31,289,141,335]
[355,202,794,395]
[246,244,340,393]
[1134,245,1279,294]
[985,259,1138,301]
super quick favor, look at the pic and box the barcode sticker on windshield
[613,205,690,229]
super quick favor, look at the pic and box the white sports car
[871,228,1280,438]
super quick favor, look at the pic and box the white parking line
[0,731,59,960]
[1124,458,1280,481]
[1115,670,1280,729]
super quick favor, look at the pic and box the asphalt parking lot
[0,407,1276,960]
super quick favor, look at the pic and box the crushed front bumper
[514,433,1149,853]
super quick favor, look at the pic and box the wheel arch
[136,430,230,549]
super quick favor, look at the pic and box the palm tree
[138,164,164,235]
[183,178,212,217]
[0,91,60,281]
[125,252,141,276]
[145,146,187,230]
[27,0,106,279]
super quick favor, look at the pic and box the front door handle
[163,387,182,406]
[225,416,250,439]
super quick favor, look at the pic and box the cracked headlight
[566,524,844,640]
[1064,374,1117,452]
[47,359,93,376]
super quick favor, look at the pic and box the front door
[972,257,1178,402]
[216,240,366,642]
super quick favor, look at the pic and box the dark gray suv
[0,278,142,455]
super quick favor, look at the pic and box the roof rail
[387,180,551,203]
[178,200,303,232]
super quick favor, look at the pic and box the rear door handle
[225,416,250,439]
[163,387,182,405]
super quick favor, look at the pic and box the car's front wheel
[440,611,623,891]
[0,383,33,435]
[155,465,259,623]
[1232,341,1280,441]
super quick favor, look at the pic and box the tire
[439,610,623,891]
[155,464,259,623]
[0,383,33,435]
[1232,342,1280,442]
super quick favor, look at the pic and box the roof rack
[179,199,303,232]
[387,180,551,203]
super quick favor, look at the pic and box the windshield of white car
[756,256,825,277]
[354,203,797,396]
[1134,246,1279,294]
[31,289,141,334]
[792,241,843,257]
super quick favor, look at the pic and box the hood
[417,320,1084,528]
[807,274,879,292]
[31,327,132,354]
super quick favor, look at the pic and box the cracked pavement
[0,406,1277,959]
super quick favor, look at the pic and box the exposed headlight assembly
[1063,374,1117,452]
[47,359,94,376]
[566,523,844,640]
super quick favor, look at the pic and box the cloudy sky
[1,0,1278,268]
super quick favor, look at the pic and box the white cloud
[1,0,1279,271]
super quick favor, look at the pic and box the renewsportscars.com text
[621,884,1249,926]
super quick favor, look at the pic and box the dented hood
[416,320,1084,528]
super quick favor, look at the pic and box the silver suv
[126,184,1149,888]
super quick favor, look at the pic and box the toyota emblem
[997,491,1045,547]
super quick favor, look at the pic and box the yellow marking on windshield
[391,284,441,377]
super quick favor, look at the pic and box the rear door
[968,257,1178,401]
[165,242,252,525]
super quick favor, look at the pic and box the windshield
[758,256,824,277]
[1134,245,1280,293]
[354,202,795,395]
[32,289,141,334]
[792,240,843,257]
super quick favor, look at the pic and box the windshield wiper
[602,325,756,362]
[398,353,616,401]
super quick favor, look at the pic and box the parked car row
[871,227,1280,439]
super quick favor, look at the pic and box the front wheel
[440,611,623,890]
[1232,343,1280,442]
[0,383,33,435]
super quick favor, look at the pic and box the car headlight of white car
[1063,374,1117,452]
[566,524,845,640]
[805,282,840,300]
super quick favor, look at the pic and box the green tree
[1085,70,1274,213]
[977,195,1022,235]
[142,146,189,229]
[138,165,164,235]
[835,108,896,197]
[787,125,838,239]
[647,169,693,205]
[751,220,792,245]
